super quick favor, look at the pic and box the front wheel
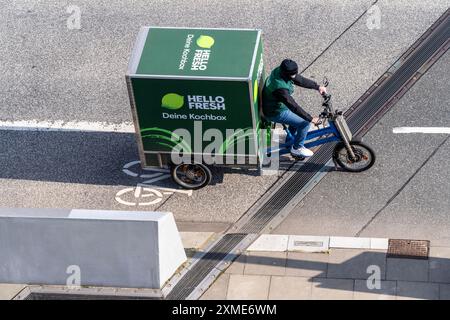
[171,163,212,190]
[333,141,375,172]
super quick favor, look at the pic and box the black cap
[280,59,298,76]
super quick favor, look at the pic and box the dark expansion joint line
[301,0,380,74]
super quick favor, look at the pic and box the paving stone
[180,232,215,249]
[327,249,386,280]
[200,274,230,300]
[386,258,429,282]
[311,278,354,300]
[429,247,450,284]
[244,251,287,276]
[285,252,328,278]
[247,234,289,252]
[430,240,450,248]
[0,284,26,300]
[439,284,450,300]
[353,280,396,300]
[397,281,439,300]
[227,275,270,300]
[225,253,246,275]
[268,276,312,300]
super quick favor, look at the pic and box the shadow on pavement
[0,130,141,186]
[0,129,336,186]
[196,250,448,300]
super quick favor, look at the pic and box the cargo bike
[126,27,375,190]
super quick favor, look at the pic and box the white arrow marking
[149,185,193,196]
[122,160,170,178]
[140,174,172,185]
[393,127,450,134]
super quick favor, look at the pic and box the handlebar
[321,93,332,110]
[317,92,334,124]
[322,92,331,101]
[316,80,333,125]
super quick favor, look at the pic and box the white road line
[0,120,135,133]
[393,127,450,134]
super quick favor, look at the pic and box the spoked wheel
[171,163,212,190]
[333,141,376,172]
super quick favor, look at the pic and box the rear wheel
[171,163,212,190]
[333,141,375,172]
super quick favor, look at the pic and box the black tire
[171,162,212,190]
[333,141,376,172]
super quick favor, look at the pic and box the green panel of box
[126,27,265,167]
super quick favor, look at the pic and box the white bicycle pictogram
[115,161,193,206]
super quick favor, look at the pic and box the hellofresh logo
[196,35,215,49]
[161,93,226,111]
[179,34,215,71]
[161,93,184,110]
[161,93,227,121]
[191,35,214,71]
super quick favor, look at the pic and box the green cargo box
[126,26,265,168]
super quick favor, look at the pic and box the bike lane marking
[115,187,164,206]
[122,160,171,178]
[115,160,193,207]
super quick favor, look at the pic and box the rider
[262,59,327,157]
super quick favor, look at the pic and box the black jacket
[272,75,319,122]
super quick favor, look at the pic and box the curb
[247,234,390,253]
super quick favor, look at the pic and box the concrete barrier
[0,208,187,289]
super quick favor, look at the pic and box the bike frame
[267,120,342,156]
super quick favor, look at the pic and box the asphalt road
[274,50,450,244]
[0,1,449,228]
[1,0,375,123]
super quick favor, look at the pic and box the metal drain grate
[237,143,335,234]
[387,239,430,259]
[166,233,247,300]
[23,293,157,300]
[14,286,163,300]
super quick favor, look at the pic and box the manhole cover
[387,239,429,259]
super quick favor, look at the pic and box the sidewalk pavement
[0,284,27,300]
[3,232,449,300]
[201,235,450,300]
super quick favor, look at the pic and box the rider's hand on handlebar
[318,86,327,95]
